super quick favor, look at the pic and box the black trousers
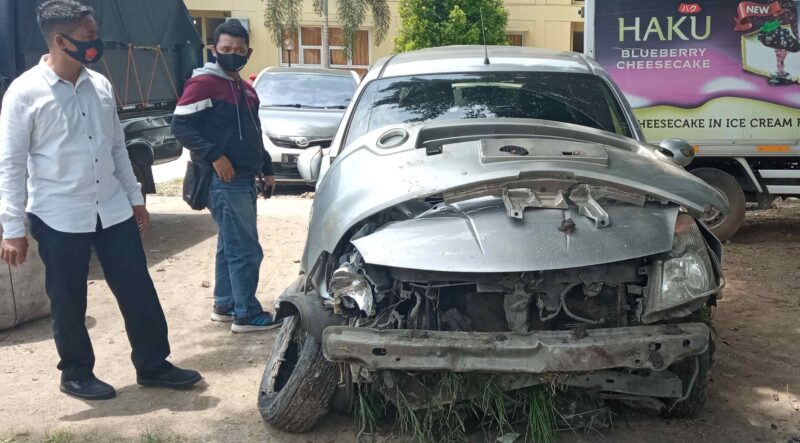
[29,214,171,382]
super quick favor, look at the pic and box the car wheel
[258,315,337,432]
[329,361,355,414]
[661,343,712,418]
[691,168,745,242]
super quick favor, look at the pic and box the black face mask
[59,34,104,64]
[216,52,248,72]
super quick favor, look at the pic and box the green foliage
[395,0,509,52]
[356,372,557,443]
[263,0,391,56]
[43,430,78,443]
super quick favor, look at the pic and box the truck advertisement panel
[593,0,800,144]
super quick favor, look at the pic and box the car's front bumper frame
[322,323,709,373]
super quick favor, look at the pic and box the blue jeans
[208,175,264,319]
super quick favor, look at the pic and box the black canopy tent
[0,0,203,113]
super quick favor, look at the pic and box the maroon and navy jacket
[172,63,273,177]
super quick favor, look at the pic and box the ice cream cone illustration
[758,20,800,84]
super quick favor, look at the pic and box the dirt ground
[1,195,799,443]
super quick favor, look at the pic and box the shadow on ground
[0,315,97,348]
[89,212,217,281]
[59,383,221,421]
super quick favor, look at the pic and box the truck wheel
[131,162,147,203]
[691,168,745,241]
[258,315,337,432]
[661,347,711,418]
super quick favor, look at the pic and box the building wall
[184,0,585,79]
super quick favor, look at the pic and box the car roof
[375,45,596,79]
[261,66,355,77]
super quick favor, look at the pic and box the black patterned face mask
[59,34,105,64]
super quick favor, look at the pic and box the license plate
[281,154,298,167]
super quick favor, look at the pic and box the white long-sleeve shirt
[0,56,143,239]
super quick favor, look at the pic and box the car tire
[329,362,355,414]
[258,314,337,432]
[661,343,712,418]
[691,168,745,242]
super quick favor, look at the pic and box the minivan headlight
[661,252,710,301]
[641,214,719,323]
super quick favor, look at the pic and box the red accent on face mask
[85,47,98,61]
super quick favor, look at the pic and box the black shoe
[60,377,116,400]
[137,366,202,389]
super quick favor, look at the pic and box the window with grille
[280,26,370,76]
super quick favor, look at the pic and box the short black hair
[213,19,250,47]
[36,0,94,39]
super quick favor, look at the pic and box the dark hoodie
[172,63,273,177]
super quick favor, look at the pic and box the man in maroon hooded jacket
[172,20,278,332]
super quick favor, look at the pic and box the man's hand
[258,175,276,199]
[1,237,28,266]
[213,156,235,182]
[133,205,150,235]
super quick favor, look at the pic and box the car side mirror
[297,146,323,182]
[658,138,695,167]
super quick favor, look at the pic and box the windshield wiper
[266,103,324,109]
[520,90,610,132]
[325,105,348,109]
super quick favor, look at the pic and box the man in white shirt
[0,0,201,400]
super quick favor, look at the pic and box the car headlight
[329,262,375,316]
[262,133,276,148]
[641,214,719,323]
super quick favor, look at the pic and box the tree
[394,0,509,52]
[263,0,391,68]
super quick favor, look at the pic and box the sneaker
[60,377,116,400]
[210,306,234,322]
[231,311,281,333]
[137,365,202,390]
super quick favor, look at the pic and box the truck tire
[691,168,745,242]
[131,162,147,203]
[258,315,337,432]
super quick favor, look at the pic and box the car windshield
[345,72,633,146]
[256,73,356,109]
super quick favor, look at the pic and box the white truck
[584,0,800,240]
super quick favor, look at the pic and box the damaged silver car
[257,46,727,433]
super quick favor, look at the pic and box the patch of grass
[382,372,556,443]
[355,383,388,442]
[43,429,79,443]
[34,429,189,443]
[525,386,557,443]
[139,429,190,443]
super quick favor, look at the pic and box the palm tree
[264,0,391,68]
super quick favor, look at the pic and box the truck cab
[584,0,800,241]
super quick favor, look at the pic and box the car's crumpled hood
[303,119,727,272]
[352,201,679,273]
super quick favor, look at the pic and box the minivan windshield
[256,73,356,109]
[345,72,633,146]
